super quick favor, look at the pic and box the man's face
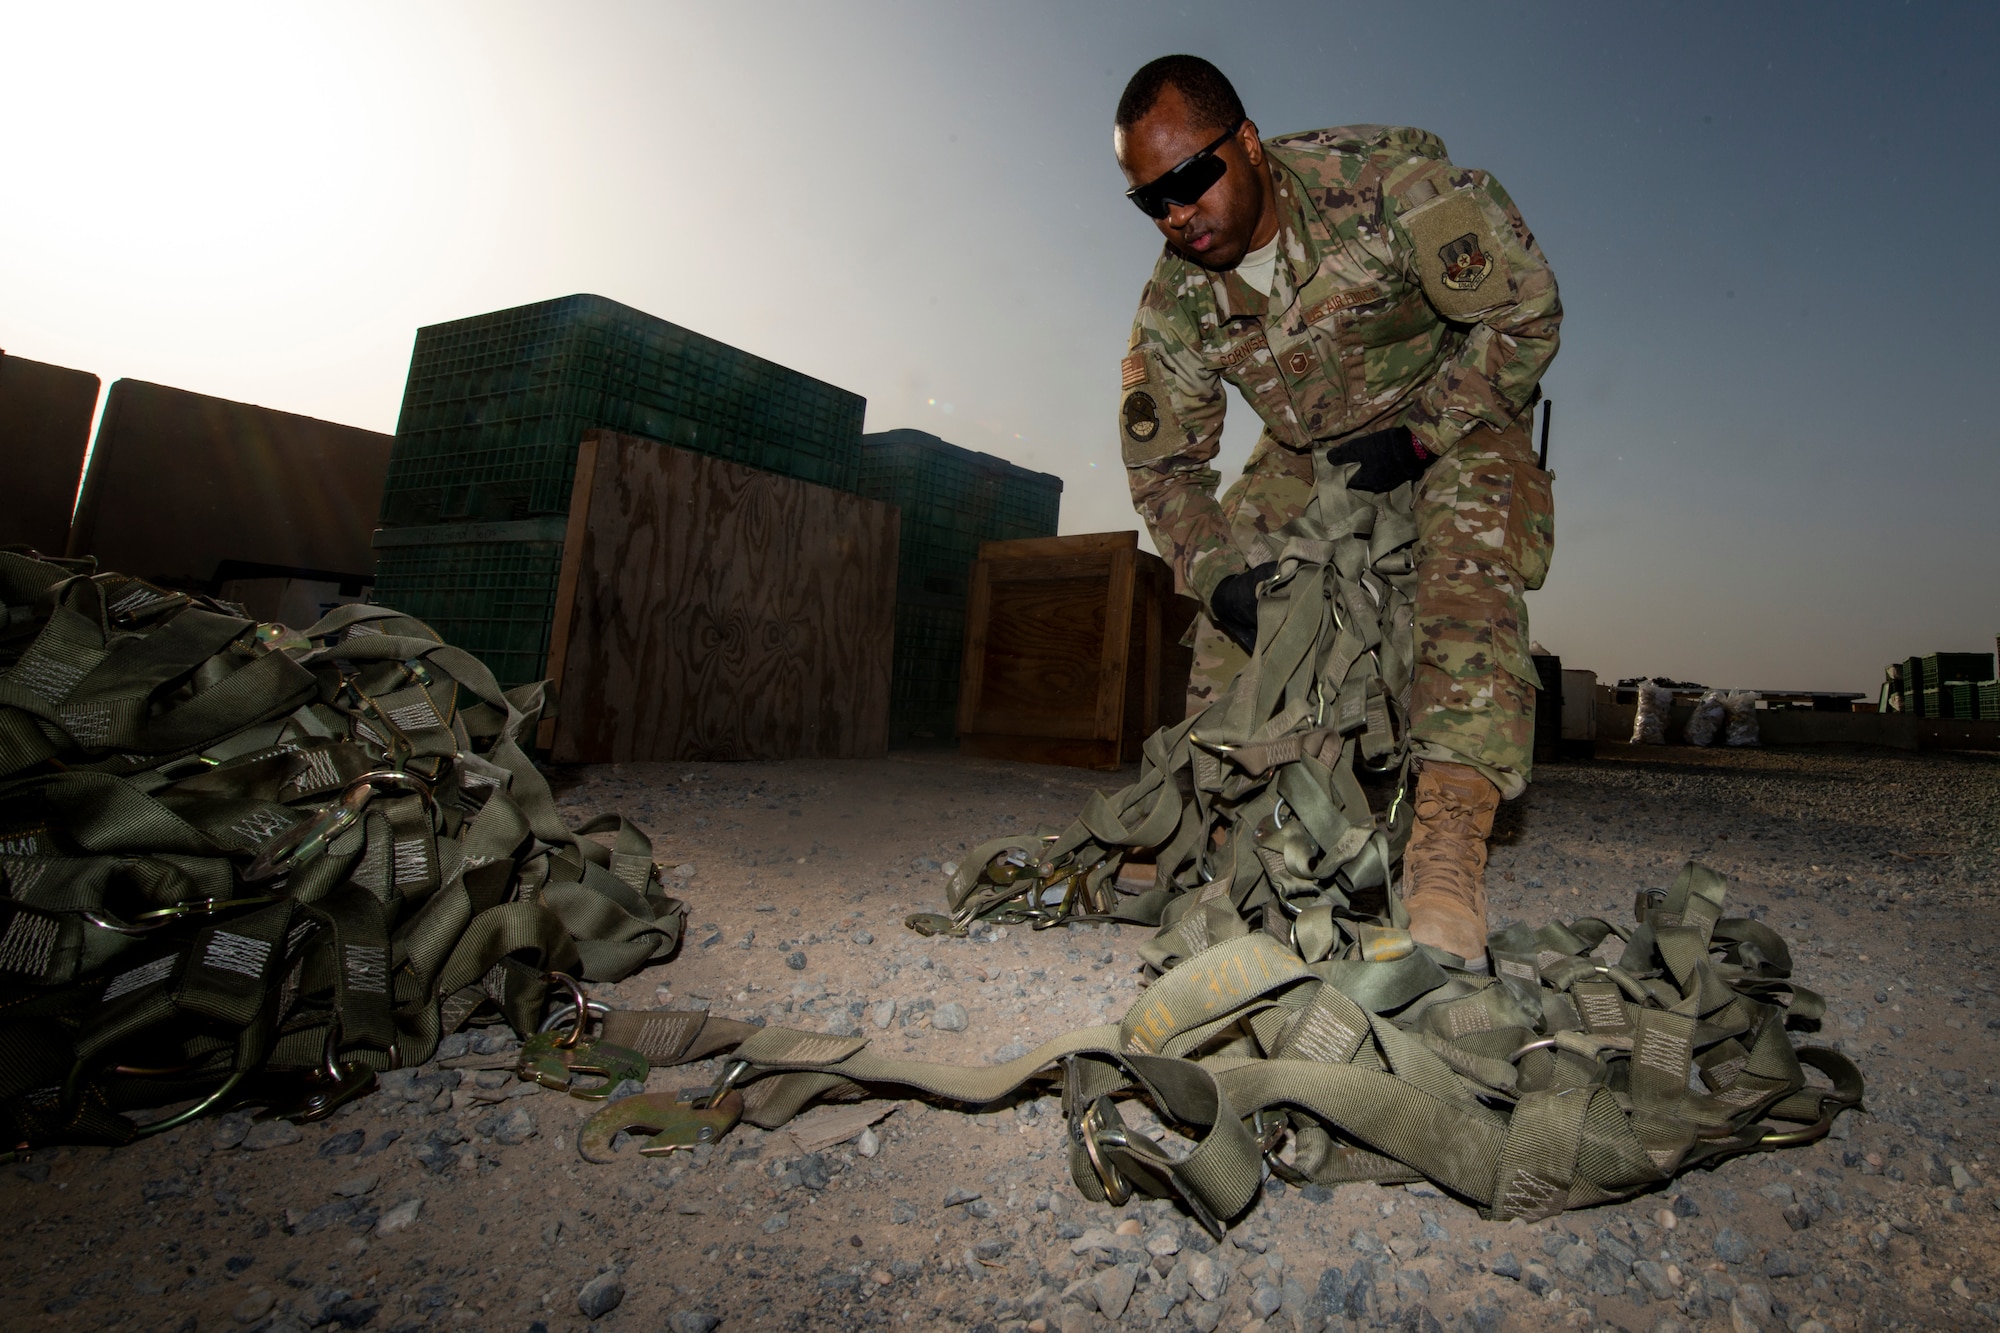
[1115,84,1274,271]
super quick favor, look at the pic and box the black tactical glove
[1325,425,1435,493]
[1208,561,1278,654]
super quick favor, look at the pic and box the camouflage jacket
[1119,125,1562,603]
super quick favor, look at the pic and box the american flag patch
[1120,354,1147,390]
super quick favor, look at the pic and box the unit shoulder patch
[1402,187,1512,321]
[1123,390,1159,443]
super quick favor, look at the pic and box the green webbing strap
[0,554,685,1148]
[604,840,1852,1232]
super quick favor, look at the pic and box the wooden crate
[956,532,1194,770]
[543,430,897,763]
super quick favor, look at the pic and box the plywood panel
[67,379,391,586]
[957,532,1189,770]
[0,353,100,555]
[550,431,896,763]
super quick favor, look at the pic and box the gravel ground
[8,742,1999,1333]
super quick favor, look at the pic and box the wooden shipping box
[957,532,1195,770]
[545,430,898,763]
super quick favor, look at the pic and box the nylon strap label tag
[1121,933,1308,1055]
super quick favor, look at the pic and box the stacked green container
[372,294,866,686]
[856,429,1063,744]
[1979,681,2000,721]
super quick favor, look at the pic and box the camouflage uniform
[1121,125,1559,798]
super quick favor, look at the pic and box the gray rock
[871,999,897,1030]
[668,1314,722,1333]
[1952,1164,1975,1192]
[1186,1298,1224,1333]
[241,1119,302,1151]
[331,1174,378,1199]
[1144,1226,1182,1257]
[1091,1263,1140,1319]
[762,1213,790,1233]
[1186,1251,1228,1303]
[231,1289,276,1324]
[211,1111,254,1151]
[1940,1069,1969,1089]
[288,1200,359,1237]
[577,1271,624,1320]
[374,1198,422,1236]
[1782,1203,1812,1231]
[1250,1282,1284,1317]
[852,930,874,946]
[785,951,808,970]
[1733,1281,1772,1322]
[943,1187,982,1207]
[855,1127,881,1158]
[483,1107,535,1146]
[1490,1252,1522,1281]
[933,1002,969,1032]
[1633,1259,1675,1301]
[965,1199,996,1219]
[890,1200,917,1224]
[1712,1226,1751,1264]
[317,1129,364,1158]
[1761,1249,1802,1278]
[1554,1242,1594,1277]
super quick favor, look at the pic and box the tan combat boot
[1401,760,1501,967]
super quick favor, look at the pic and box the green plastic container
[368,520,566,688]
[381,294,866,527]
[856,430,1063,743]
[859,429,1062,608]
[887,602,971,745]
[1979,680,2000,722]
[1920,652,1993,690]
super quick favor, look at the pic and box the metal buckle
[257,1024,381,1124]
[1751,1046,1866,1150]
[694,1058,752,1111]
[1252,1110,1313,1188]
[81,895,277,936]
[576,1088,744,1163]
[1076,1096,1134,1206]
[243,770,433,882]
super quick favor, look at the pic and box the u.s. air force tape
[1402,187,1512,322]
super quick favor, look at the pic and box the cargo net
[860,459,1863,1225]
[0,548,685,1149]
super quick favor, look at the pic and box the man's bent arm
[1120,294,1234,604]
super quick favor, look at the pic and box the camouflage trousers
[1185,418,1553,799]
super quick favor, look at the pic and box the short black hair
[1115,55,1245,133]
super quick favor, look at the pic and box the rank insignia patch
[1437,233,1493,292]
[1123,390,1159,443]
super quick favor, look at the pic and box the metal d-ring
[1078,1102,1134,1207]
[82,895,279,936]
[242,770,432,883]
[541,973,591,1049]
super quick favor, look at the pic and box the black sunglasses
[1125,119,1244,219]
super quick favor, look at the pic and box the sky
[3,1,1996,695]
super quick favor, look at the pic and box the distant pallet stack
[856,429,1063,744]
[1901,651,1993,718]
[373,294,867,687]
